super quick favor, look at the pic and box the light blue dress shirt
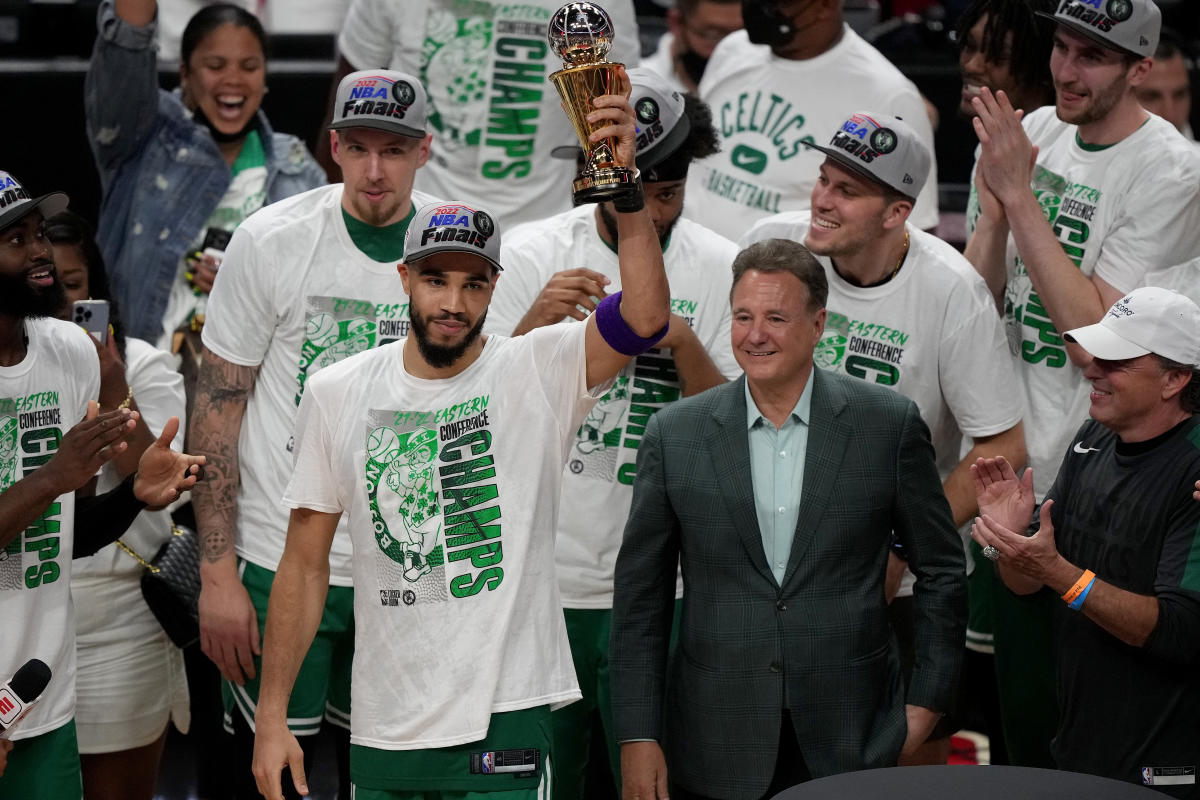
[745,372,814,586]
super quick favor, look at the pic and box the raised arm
[189,348,262,684]
[971,89,1118,362]
[85,0,162,179]
[582,69,671,389]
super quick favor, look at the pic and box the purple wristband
[595,291,668,356]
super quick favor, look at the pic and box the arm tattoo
[189,348,259,564]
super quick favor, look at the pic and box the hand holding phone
[73,299,110,345]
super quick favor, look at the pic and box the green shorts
[0,720,83,799]
[223,558,354,736]
[351,706,551,796]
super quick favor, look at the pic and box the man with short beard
[189,69,438,799]
[0,172,203,798]
[485,68,740,799]
[250,72,673,800]
[964,0,1200,768]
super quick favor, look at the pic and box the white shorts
[72,571,190,754]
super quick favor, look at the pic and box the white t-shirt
[982,108,1200,499]
[337,0,641,230]
[642,32,687,96]
[283,324,600,748]
[0,317,100,739]
[1143,256,1200,306]
[685,27,939,241]
[203,184,438,584]
[487,205,741,607]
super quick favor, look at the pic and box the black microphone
[0,659,52,738]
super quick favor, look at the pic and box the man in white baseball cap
[189,68,437,798]
[971,286,1200,792]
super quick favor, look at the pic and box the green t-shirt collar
[341,204,417,262]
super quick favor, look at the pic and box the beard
[0,267,66,320]
[1055,73,1126,127]
[598,202,678,249]
[409,306,488,369]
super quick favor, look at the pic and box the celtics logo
[366,425,446,593]
[870,128,898,155]
[392,80,417,107]
[472,210,495,237]
[1106,0,1132,21]
[814,333,847,369]
[636,97,659,124]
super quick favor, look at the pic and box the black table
[771,765,1164,800]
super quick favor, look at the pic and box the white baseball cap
[804,112,931,200]
[1064,286,1200,366]
[329,70,428,139]
[403,201,503,271]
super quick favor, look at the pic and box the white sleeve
[126,341,186,451]
[281,379,343,514]
[1093,164,1200,293]
[938,288,1023,438]
[202,224,275,368]
[524,323,599,437]
[1142,257,1200,308]
[337,0,396,70]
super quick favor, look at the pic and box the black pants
[671,710,812,800]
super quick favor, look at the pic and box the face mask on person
[742,0,795,47]
[677,47,709,84]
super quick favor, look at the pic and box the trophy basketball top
[548,2,615,66]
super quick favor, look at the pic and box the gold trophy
[548,2,637,204]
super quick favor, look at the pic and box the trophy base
[572,165,638,206]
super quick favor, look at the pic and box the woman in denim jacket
[85,0,325,346]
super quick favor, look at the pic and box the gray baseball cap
[550,67,691,178]
[0,171,68,232]
[804,112,930,200]
[329,70,428,138]
[403,201,503,272]
[1036,0,1160,59]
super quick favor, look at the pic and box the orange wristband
[1062,569,1095,605]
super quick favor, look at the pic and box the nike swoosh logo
[729,145,768,175]
[1073,442,1100,454]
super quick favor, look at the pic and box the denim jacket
[85,0,325,342]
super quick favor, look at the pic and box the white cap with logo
[804,112,931,201]
[329,70,429,139]
[1064,286,1200,366]
[1037,0,1161,59]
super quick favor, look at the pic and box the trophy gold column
[547,2,638,205]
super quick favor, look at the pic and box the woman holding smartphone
[84,0,325,351]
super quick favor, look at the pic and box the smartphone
[73,299,110,345]
[199,227,232,269]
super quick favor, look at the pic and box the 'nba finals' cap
[0,171,68,232]
[1064,287,1200,366]
[804,112,931,200]
[403,202,504,272]
[329,70,428,139]
[551,67,691,180]
[1036,0,1160,59]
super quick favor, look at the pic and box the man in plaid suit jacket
[611,239,967,800]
